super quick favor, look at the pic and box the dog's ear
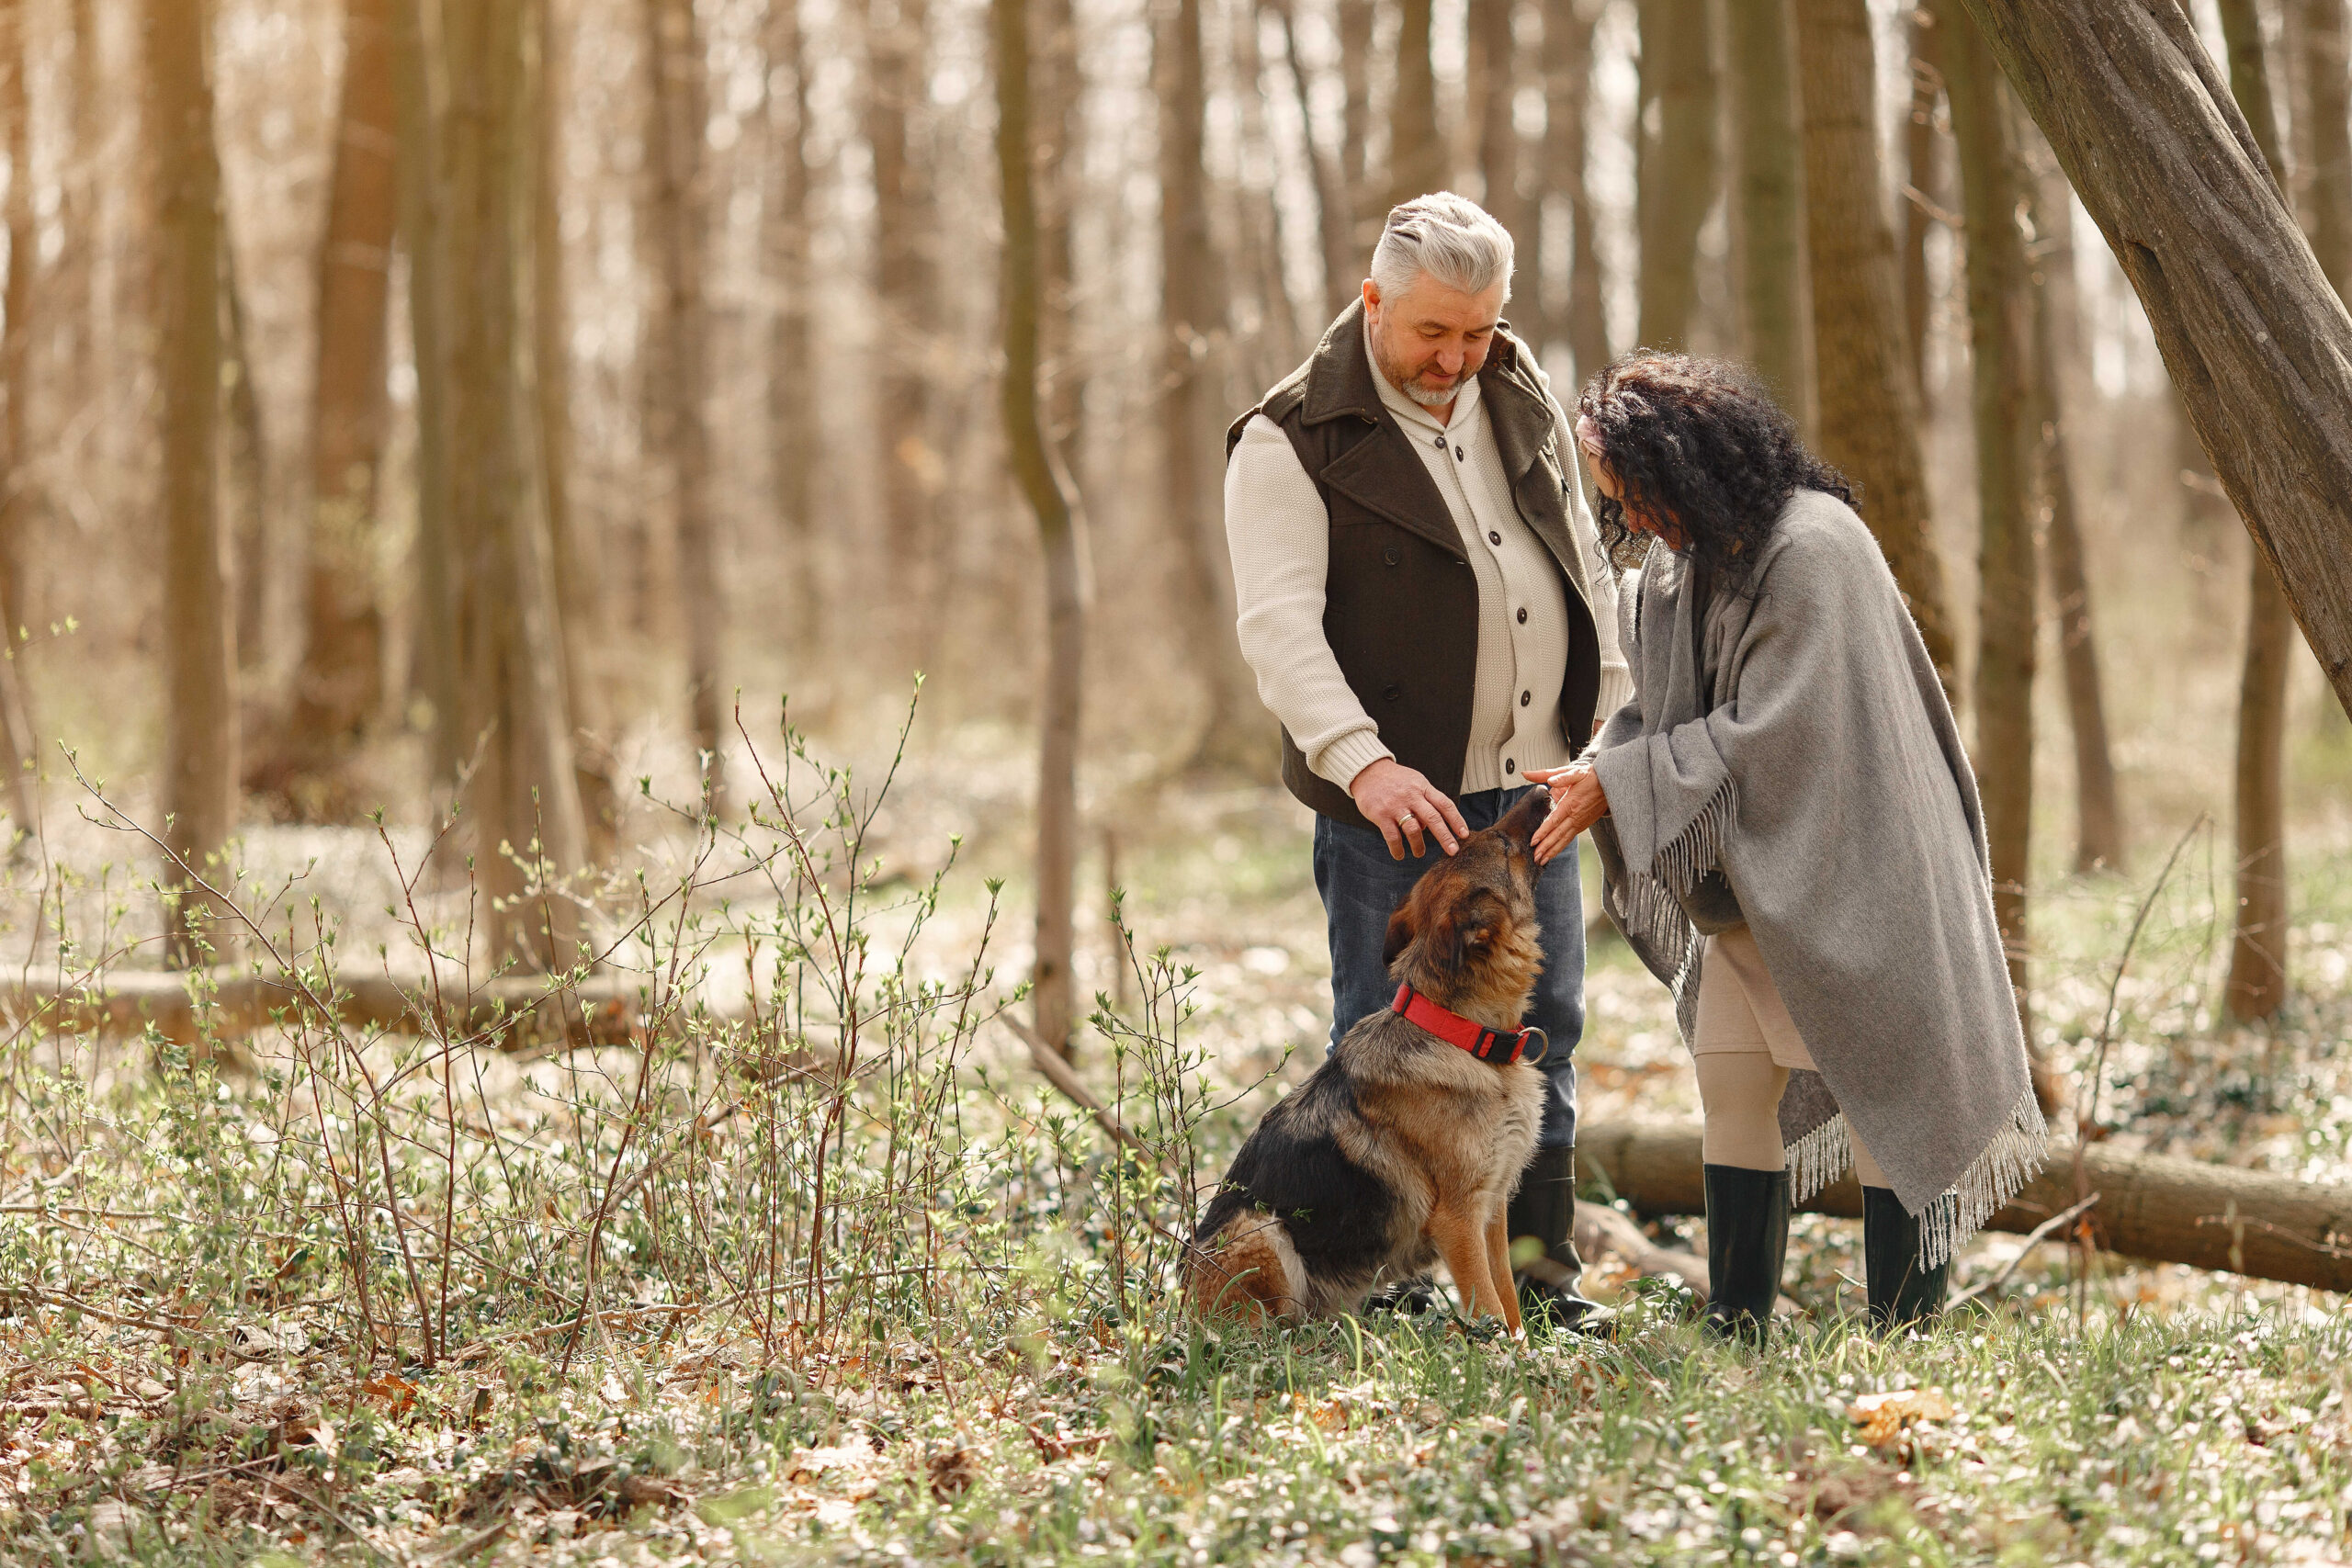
[1382,897,1418,966]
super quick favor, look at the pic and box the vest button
[1383,547,1400,567]
[1383,683,1402,702]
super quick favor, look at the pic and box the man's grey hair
[1369,192,1515,303]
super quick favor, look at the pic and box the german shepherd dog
[1183,788,1553,1331]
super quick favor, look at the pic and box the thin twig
[1952,1193,2101,1308]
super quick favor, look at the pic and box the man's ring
[1398,811,1418,828]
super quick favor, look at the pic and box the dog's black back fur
[1194,1066,1400,1281]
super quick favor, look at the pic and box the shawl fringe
[1613,774,1738,1004]
[1777,1087,2048,1268]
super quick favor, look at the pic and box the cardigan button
[1516,607,1528,624]
[1487,530,1502,546]
[1383,547,1400,567]
[1383,683,1402,702]
[1521,690,1532,706]
[1505,757,1515,774]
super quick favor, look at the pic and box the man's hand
[1349,759,1472,860]
[1523,764,1608,865]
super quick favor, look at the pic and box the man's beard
[1372,336,1463,406]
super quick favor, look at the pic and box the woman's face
[1581,439,1682,547]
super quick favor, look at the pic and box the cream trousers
[1693,925,1888,1186]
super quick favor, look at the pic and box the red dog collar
[1391,982,1548,1066]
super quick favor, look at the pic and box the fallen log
[0,969,647,1051]
[1576,1118,2352,1293]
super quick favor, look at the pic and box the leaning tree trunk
[1726,0,1809,426]
[1792,0,1959,697]
[1634,0,1714,351]
[0,0,41,846]
[995,0,1089,1058]
[441,0,586,971]
[1900,5,1941,405]
[1158,0,1261,771]
[2024,160,2122,874]
[289,0,398,794]
[2217,0,2293,1021]
[1387,0,1442,209]
[1953,0,2352,721]
[1540,0,1609,380]
[147,0,238,966]
[1266,0,1355,318]
[645,0,725,812]
[1939,0,2036,1010]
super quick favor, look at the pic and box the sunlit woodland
[0,0,2350,1560]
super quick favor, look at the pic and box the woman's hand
[1523,765,1608,865]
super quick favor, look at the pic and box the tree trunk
[1634,0,1714,352]
[1232,0,1303,376]
[864,0,938,660]
[2024,163,2121,874]
[1337,0,1373,235]
[1038,0,1083,453]
[995,0,1090,1057]
[220,234,270,675]
[441,0,585,970]
[1540,0,1608,380]
[763,0,820,662]
[1900,5,1941,406]
[1470,0,1525,248]
[1158,0,1261,771]
[147,0,238,966]
[1267,0,1356,318]
[644,0,724,811]
[1576,1118,2352,1294]
[1940,0,2035,1010]
[1726,0,1809,425]
[1953,0,2352,720]
[0,0,40,843]
[2300,0,2352,295]
[59,0,97,401]
[2218,0,2291,1022]
[290,0,398,784]
[1387,0,1442,208]
[392,0,460,788]
[1792,0,1958,697]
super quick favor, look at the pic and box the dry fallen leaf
[1849,1387,1956,1448]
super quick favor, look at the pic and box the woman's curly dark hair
[1576,353,1853,585]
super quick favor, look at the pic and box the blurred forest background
[0,0,2344,1015]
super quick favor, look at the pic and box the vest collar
[1390,980,1548,1066]
[1301,299,1558,488]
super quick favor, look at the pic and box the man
[1222,193,1632,1331]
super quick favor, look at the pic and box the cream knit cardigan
[1224,337,1633,795]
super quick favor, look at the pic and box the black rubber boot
[1509,1145,1617,1338]
[1701,1164,1791,1348]
[1862,1186,1948,1332]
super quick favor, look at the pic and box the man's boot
[1862,1187,1948,1333]
[1701,1164,1791,1348]
[1509,1145,1617,1337]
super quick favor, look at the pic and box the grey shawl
[1588,489,2047,1267]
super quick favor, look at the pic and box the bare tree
[763,0,820,661]
[2023,156,2122,873]
[1939,0,2035,1004]
[441,0,586,969]
[1727,0,1810,424]
[644,0,724,810]
[286,0,398,795]
[2217,0,2293,1021]
[146,0,238,964]
[1159,0,1261,769]
[1953,0,2352,721]
[1792,0,1958,694]
[1266,0,1355,318]
[864,0,939,658]
[1470,0,1526,248]
[1901,5,1942,405]
[1388,0,1442,207]
[1634,0,1714,351]
[994,0,1090,1055]
[1337,0,1373,233]
[2298,0,2352,296]
[1540,0,1609,379]
[0,0,41,842]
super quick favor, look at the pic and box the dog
[1183,787,1553,1331]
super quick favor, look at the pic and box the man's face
[1363,273,1507,408]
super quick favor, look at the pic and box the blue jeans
[1312,786,1586,1149]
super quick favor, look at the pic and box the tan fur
[1186,791,1556,1334]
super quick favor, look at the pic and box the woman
[1527,354,2047,1346]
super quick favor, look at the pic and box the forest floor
[1,714,2350,1565]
